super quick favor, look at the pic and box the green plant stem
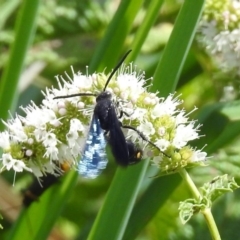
[179,168,221,240]
[202,208,221,240]
[179,168,201,199]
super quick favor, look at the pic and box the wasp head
[96,91,112,102]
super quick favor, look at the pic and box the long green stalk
[0,0,40,129]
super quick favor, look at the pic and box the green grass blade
[129,0,164,62]
[88,0,205,237]
[88,160,149,240]
[0,0,21,30]
[123,174,181,240]
[152,0,205,97]
[122,0,205,238]
[86,1,168,239]
[7,171,78,240]
[194,100,240,154]
[0,0,40,129]
[89,0,143,72]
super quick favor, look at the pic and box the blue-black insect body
[90,88,128,165]
[127,141,143,164]
[54,50,161,178]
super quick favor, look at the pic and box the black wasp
[54,50,163,178]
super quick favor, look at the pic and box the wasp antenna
[103,50,132,91]
[53,93,97,100]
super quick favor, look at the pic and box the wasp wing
[78,115,108,178]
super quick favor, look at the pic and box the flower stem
[202,208,221,240]
[178,168,221,240]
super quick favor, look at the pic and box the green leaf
[7,171,78,240]
[152,0,205,97]
[123,174,181,239]
[179,175,240,224]
[123,0,205,238]
[200,174,240,203]
[0,0,40,129]
[194,100,240,153]
[128,0,164,62]
[89,0,143,72]
[179,199,205,224]
[0,0,21,30]
[88,161,148,240]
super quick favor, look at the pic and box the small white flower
[191,150,207,162]
[124,107,147,121]
[34,128,47,142]
[44,146,59,161]
[138,121,155,137]
[155,139,170,151]
[175,110,188,125]
[42,162,59,175]
[213,31,229,52]
[23,103,47,127]
[71,141,82,158]
[0,132,10,149]
[43,132,58,147]
[116,70,145,100]
[197,2,240,76]
[73,73,93,90]
[199,20,218,42]
[151,104,165,119]
[67,119,84,148]
[173,123,199,149]
[1,153,15,171]
[12,160,32,172]
[58,144,76,162]
[72,119,84,132]
[117,73,143,91]
[1,153,32,172]
[151,94,181,118]
[3,118,27,142]
[233,1,240,9]
[66,132,79,148]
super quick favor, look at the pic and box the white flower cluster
[198,0,240,75]
[0,64,207,178]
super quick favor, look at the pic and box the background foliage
[0,0,240,239]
